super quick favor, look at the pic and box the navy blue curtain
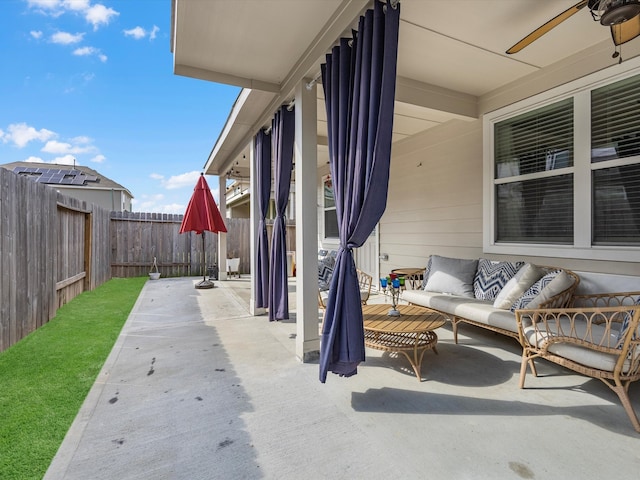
[254,129,271,309]
[319,0,400,382]
[268,106,295,321]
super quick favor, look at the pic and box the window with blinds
[494,99,574,244]
[490,68,640,253]
[591,74,640,245]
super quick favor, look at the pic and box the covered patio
[45,276,640,479]
[171,0,640,366]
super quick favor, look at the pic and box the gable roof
[1,161,133,198]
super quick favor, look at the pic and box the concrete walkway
[45,277,640,479]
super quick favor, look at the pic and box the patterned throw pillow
[421,256,433,290]
[318,256,335,291]
[510,270,561,312]
[616,296,640,347]
[473,259,524,300]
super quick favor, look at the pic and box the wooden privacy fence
[1,165,297,352]
[110,212,296,278]
[0,168,111,352]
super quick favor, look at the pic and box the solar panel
[12,166,101,186]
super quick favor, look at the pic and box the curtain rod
[305,71,322,90]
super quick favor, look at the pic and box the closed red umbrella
[180,173,227,289]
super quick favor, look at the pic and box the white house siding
[379,68,640,279]
[381,119,484,273]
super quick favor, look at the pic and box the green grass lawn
[0,277,147,480]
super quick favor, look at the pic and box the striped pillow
[473,259,524,301]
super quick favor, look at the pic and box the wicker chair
[515,291,640,433]
[318,268,372,310]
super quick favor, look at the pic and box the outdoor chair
[227,258,240,278]
[515,291,640,433]
[318,268,372,311]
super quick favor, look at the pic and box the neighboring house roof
[0,161,133,198]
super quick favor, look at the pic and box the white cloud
[27,0,62,13]
[71,135,91,144]
[42,139,96,154]
[123,26,145,40]
[51,31,84,44]
[24,155,46,163]
[85,4,118,31]
[164,171,202,190]
[124,25,159,40]
[30,30,43,39]
[28,1,119,31]
[73,45,95,56]
[53,154,78,165]
[62,0,90,11]
[2,123,56,148]
[150,173,164,180]
[72,46,106,62]
[90,154,105,163]
[132,194,186,214]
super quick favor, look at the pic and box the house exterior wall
[378,55,640,279]
[55,187,131,212]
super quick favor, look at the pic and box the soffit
[172,0,637,173]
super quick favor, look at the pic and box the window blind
[495,98,573,179]
[592,73,640,163]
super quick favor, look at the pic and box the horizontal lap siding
[381,120,484,270]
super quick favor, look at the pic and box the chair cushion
[523,316,634,373]
[493,263,545,310]
[424,255,478,298]
[473,259,524,301]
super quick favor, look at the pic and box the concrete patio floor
[45,276,640,479]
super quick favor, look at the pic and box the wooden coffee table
[362,303,446,381]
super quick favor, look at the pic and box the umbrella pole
[195,231,214,289]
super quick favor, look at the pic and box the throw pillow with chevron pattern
[420,256,433,290]
[318,256,335,291]
[473,259,525,300]
[510,270,561,312]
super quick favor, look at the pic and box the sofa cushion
[424,255,478,298]
[510,270,574,312]
[473,259,525,301]
[403,290,520,333]
[493,263,545,310]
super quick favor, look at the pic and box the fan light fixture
[596,0,640,26]
[507,0,640,55]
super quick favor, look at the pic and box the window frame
[322,173,339,241]
[483,56,640,262]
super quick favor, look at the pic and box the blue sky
[0,0,240,212]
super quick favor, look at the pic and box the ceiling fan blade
[611,14,640,45]
[506,0,589,54]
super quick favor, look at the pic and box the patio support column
[294,78,320,361]
[250,139,267,316]
[217,175,228,280]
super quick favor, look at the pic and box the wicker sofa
[402,255,580,344]
[516,291,640,433]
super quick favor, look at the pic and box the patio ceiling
[171,0,633,175]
